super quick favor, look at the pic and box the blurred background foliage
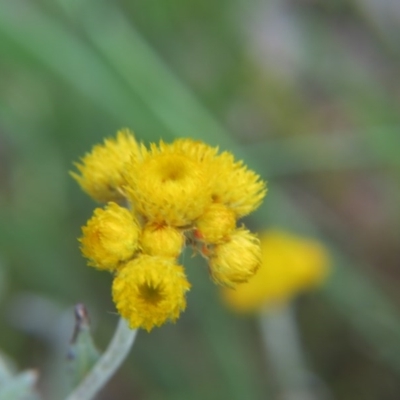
[0,0,400,399]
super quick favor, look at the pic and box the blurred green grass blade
[79,5,234,148]
[245,130,400,177]
[0,3,149,129]
[364,126,400,167]
[325,252,400,370]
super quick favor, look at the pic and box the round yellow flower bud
[71,129,140,202]
[222,230,331,312]
[112,255,191,331]
[140,223,185,258]
[80,202,140,271]
[195,203,236,244]
[209,228,261,287]
[125,141,212,226]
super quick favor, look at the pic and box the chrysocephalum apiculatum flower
[80,202,140,271]
[140,223,185,259]
[194,203,236,244]
[71,129,140,202]
[222,230,330,313]
[208,228,262,287]
[72,129,267,331]
[112,255,190,332]
[124,141,212,226]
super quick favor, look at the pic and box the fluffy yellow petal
[71,129,140,202]
[80,202,140,271]
[140,223,185,258]
[195,203,236,244]
[112,255,191,331]
[168,138,218,162]
[222,230,331,312]
[209,228,261,287]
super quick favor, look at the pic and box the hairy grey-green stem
[65,318,137,400]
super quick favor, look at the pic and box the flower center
[139,283,163,305]
[157,156,189,182]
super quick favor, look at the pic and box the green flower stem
[259,304,320,400]
[65,318,138,400]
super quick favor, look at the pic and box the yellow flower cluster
[222,230,330,313]
[72,130,266,331]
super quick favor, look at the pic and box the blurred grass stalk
[260,305,325,400]
[1,0,400,393]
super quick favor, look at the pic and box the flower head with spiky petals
[71,129,140,202]
[169,138,267,217]
[112,255,191,331]
[80,202,141,271]
[208,228,262,287]
[208,152,267,217]
[195,203,236,244]
[125,141,212,226]
[140,223,185,258]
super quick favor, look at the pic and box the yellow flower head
[71,129,140,202]
[195,203,236,244]
[222,230,330,313]
[209,152,267,217]
[73,130,268,330]
[209,228,261,287]
[170,139,267,218]
[112,255,191,331]
[80,202,140,271]
[125,141,212,226]
[140,223,185,258]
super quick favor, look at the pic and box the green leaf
[0,370,40,400]
[66,304,100,388]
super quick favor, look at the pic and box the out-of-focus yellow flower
[112,255,191,331]
[80,202,140,271]
[140,223,184,258]
[195,203,236,244]
[125,141,212,226]
[71,129,140,202]
[222,230,330,313]
[209,152,266,218]
[209,228,261,287]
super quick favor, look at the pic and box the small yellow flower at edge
[222,230,330,313]
[71,129,140,202]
